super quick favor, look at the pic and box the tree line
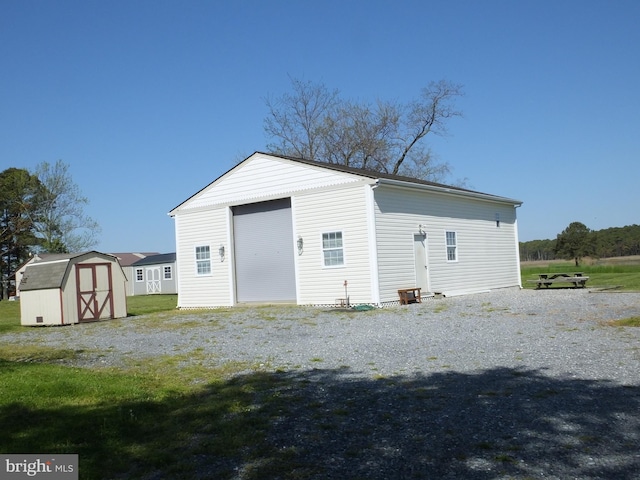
[520,223,640,263]
[0,160,99,298]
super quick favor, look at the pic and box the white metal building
[129,253,178,296]
[19,251,128,325]
[109,252,160,296]
[169,152,523,308]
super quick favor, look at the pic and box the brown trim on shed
[76,263,114,322]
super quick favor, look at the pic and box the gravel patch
[5,288,640,383]
[4,288,640,479]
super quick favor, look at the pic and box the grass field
[0,294,261,479]
[520,259,640,291]
[1,260,639,478]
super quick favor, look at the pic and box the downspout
[226,206,235,306]
[514,204,523,289]
[366,181,381,305]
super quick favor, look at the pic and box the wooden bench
[527,273,589,289]
[398,287,422,304]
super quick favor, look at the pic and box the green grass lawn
[0,299,20,334]
[126,293,178,316]
[0,294,270,479]
[520,263,640,290]
[0,351,271,479]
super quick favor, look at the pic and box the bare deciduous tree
[264,77,339,161]
[33,160,101,253]
[264,77,463,182]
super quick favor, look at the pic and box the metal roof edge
[377,177,523,205]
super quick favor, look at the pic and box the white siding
[61,269,78,323]
[172,153,522,307]
[176,153,367,211]
[175,208,232,307]
[122,266,135,295]
[374,185,520,300]
[20,290,65,326]
[294,184,374,305]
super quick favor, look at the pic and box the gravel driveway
[4,288,640,479]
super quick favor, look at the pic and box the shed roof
[19,251,121,292]
[19,261,69,291]
[130,253,176,267]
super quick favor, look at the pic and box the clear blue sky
[2,0,638,253]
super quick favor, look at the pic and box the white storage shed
[19,251,128,326]
[169,152,523,308]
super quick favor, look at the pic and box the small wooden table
[528,273,589,289]
[398,287,422,304]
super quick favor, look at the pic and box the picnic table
[528,272,589,289]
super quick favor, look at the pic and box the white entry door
[414,233,430,293]
[146,267,161,294]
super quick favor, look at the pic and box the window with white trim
[446,231,457,262]
[322,231,344,267]
[195,245,211,275]
[163,266,172,280]
[135,268,144,282]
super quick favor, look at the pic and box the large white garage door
[233,198,297,303]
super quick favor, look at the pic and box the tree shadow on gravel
[3,367,639,479]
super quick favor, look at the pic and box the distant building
[109,252,160,296]
[130,253,177,295]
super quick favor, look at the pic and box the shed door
[146,267,161,294]
[233,198,296,302]
[76,263,114,322]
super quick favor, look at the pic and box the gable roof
[130,253,176,267]
[169,151,522,214]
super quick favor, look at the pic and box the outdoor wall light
[297,236,304,255]
[218,245,225,261]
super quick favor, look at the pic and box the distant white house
[109,252,160,296]
[169,152,523,308]
[129,253,177,295]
